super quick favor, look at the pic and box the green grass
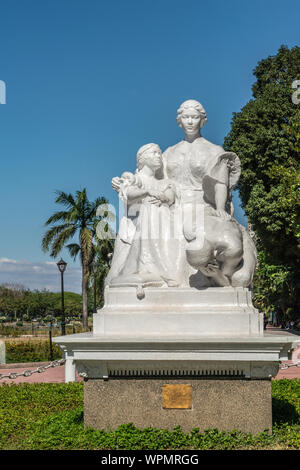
[0,379,299,450]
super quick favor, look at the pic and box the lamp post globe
[57,258,67,274]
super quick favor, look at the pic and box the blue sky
[0,0,299,292]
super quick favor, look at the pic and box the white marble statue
[108,100,257,295]
[54,101,300,394]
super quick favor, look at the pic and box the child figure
[108,143,180,296]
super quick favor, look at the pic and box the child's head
[121,171,136,183]
[121,171,142,188]
[136,143,163,173]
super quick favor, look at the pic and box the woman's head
[136,143,163,174]
[176,100,207,135]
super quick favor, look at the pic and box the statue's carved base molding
[54,332,298,381]
[93,286,263,338]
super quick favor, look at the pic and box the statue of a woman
[163,99,256,288]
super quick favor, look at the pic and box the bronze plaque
[162,384,192,409]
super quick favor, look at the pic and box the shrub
[5,340,62,363]
[0,325,22,337]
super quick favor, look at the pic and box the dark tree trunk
[82,262,89,329]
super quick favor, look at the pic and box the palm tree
[88,237,115,310]
[42,189,109,329]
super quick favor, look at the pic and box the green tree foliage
[0,284,82,319]
[224,45,300,320]
[253,251,298,323]
[88,238,115,310]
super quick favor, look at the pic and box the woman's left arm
[215,182,231,220]
[211,154,234,220]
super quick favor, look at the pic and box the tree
[0,284,83,320]
[42,189,108,329]
[224,45,300,321]
[252,250,298,324]
[89,237,114,310]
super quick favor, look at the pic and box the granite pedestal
[84,378,272,434]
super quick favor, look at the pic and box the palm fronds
[42,188,113,328]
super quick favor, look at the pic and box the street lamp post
[57,258,67,336]
[91,260,98,314]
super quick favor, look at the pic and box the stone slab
[84,378,272,434]
[102,286,256,311]
[94,311,263,338]
[54,331,300,380]
[93,286,263,338]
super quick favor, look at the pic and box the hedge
[0,379,299,450]
[5,340,62,363]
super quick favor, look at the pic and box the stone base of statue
[83,378,272,434]
[54,285,299,435]
[93,286,263,338]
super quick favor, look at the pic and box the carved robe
[107,173,182,288]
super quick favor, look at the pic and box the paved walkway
[0,361,83,384]
[1,327,299,385]
[0,362,74,384]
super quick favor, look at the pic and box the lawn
[0,379,299,450]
